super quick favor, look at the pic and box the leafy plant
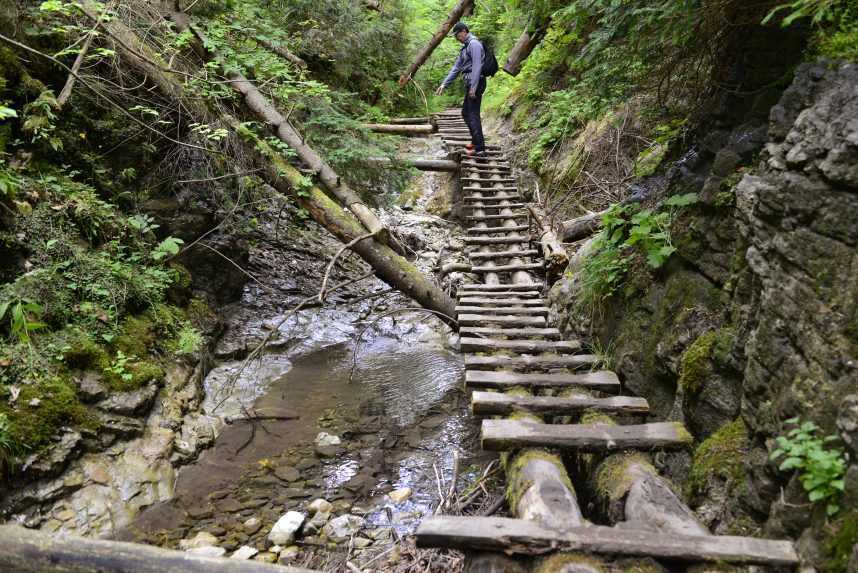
[771,417,847,516]
[0,413,24,472]
[0,298,47,343]
[0,106,16,120]
[152,237,184,261]
[763,0,847,27]
[105,350,134,382]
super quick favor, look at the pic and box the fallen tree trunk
[77,0,456,322]
[389,116,430,124]
[0,525,316,573]
[560,209,608,242]
[503,24,547,77]
[255,37,307,69]
[528,205,569,282]
[366,156,458,172]
[398,0,475,86]
[362,123,435,135]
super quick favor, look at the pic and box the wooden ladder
[415,111,799,568]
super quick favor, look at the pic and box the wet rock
[77,372,107,402]
[268,511,305,545]
[179,531,220,550]
[96,384,159,416]
[173,414,218,461]
[274,465,301,482]
[230,546,258,560]
[322,514,365,540]
[253,552,278,563]
[95,412,145,439]
[278,545,299,562]
[314,445,340,458]
[302,508,331,536]
[352,537,372,549]
[388,487,412,503]
[838,395,858,456]
[314,432,342,447]
[216,498,242,513]
[21,429,82,479]
[307,498,332,515]
[186,546,226,558]
[296,458,317,470]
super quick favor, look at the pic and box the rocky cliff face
[550,60,858,568]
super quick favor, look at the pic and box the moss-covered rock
[824,510,858,573]
[688,418,748,497]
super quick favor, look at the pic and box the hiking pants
[462,76,487,152]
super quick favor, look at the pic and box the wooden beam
[459,326,561,339]
[460,337,580,354]
[471,263,543,274]
[464,354,597,370]
[456,290,541,298]
[457,314,546,327]
[365,157,459,172]
[467,225,530,235]
[455,306,548,316]
[459,297,545,306]
[362,123,435,135]
[472,392,649,417]
[415,517,799,566]
[466,370,619,392]
[481,420,693,452]
[389,116,430,124]
[0,525,318,573]
[458,283,543,292]
[398,0,475,86]
[468,249,539,261]
[529,205,569,282]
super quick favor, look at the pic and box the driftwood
[0,525,317,573]
[416,517,800,565]
[561,208,609,242]
[398,0,475,86]
[362,123,435,135]
[77,0,456,321]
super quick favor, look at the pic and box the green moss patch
[824,510,858,573]
[687,418,748,496]
[595,452,654,501]
[679,327,734,394]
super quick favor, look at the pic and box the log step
[468,249,539,261]
[464,354,597,371]
[463,186,518,193]
[466,225,530,235]
[464,237,529,246]
[481,420,692,452]
[455,306,549,316]
[462,166,512,173]
[460,337,581,354]
[461,177,516,184]
[466,203,526,209]
[415,517,799,566]
[471,263,544,273]
[456,290,541,298]
[471,392,649,416]
[459,327,561,339]
[458,283,543,292]
[457,314,546,328]
[466,213,528,221]
[465,370,619,392]
[458,297,545,306]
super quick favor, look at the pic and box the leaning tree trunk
[398,0,475,86]
[503,21,548,77]
[77,0,456,321]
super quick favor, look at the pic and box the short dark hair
[451,22,469,35]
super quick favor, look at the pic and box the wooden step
[459,297,545,306]
[460,337,580,354]
[471,263,543,273]
[462,162,511,170]
[465,203,526,210]
[461,177,516,184]
[464,237,529,246]
[457,283,543,292]
[466,225,530,235]
[464,354,596,370]
[481,420,692,452]
[455,306,548,316]
[465,370,618,392]
[471,392,649,416]
[416,517,799,566]
[463,187,518,193]
[468,249,539,261]
[456,290,541,298]
[466,213,527,221]
[459,327,561,340]
[457,314,546,328]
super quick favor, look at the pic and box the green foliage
[763,0,848,27]
[0,412,23,472]
[825,511,858,573]
[0,106,16,120]
[0,298,47,343]
[771,418,847,516]
[170,325,203,355]
[688,418,749,497]
[576,193,698,315]
[152,237,184,261]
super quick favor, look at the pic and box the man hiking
[435,22,487,158]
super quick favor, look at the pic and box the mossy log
[77,0,456,321]
[398,0,475,86]
[365,157,459,171]
[0,525,317,573]
[362,123,435,135]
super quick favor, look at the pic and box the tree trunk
[0,525,316,573]
[503,24,547,77]
[255,37,307,68]
[560,209,607,242]
[362,123,435,135]
[78,0,456,322]
[528,205,569,282]
[366,157,459,172]
[398,0,475,86]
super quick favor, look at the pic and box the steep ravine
[547,60,858,569]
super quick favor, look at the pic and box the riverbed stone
[186,546,226,558]
[278,545,300,561]
[274,465,301,482]
[254,552,278,563]
[268,511,305,545]
[302,508,331,535]
[230,545,258,560]
[307,498,332,515]
[314,432,341,447]
[296,458,317,470]
[322,514,365,540]
[388,487,412,503]
[179,531,220,550]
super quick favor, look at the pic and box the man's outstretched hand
[435,85,445,96]
[468,88,476,99]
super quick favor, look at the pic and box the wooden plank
[464,354,596,370]
[460,337,581,354]
[455,306,548,316]
[389,116,430,124]
[481,420,692,452]
[461,177,516,184]
[458,297,545,306]
[463,186,517,192]
[464,237,529,245]
[471,392,649,416]
[458,283,543,292]
[467,214,528,221]
[0,525,318,573]
[457,314,546,327]
[459,327,561,339]
[465,203,526,210]
[363,123,434,135]
[467,225,530,235]
[415,517,799,566]
[466,370,619,392]
[456,290,541,298]
[472,263,543,273]
[468,249,539,261]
